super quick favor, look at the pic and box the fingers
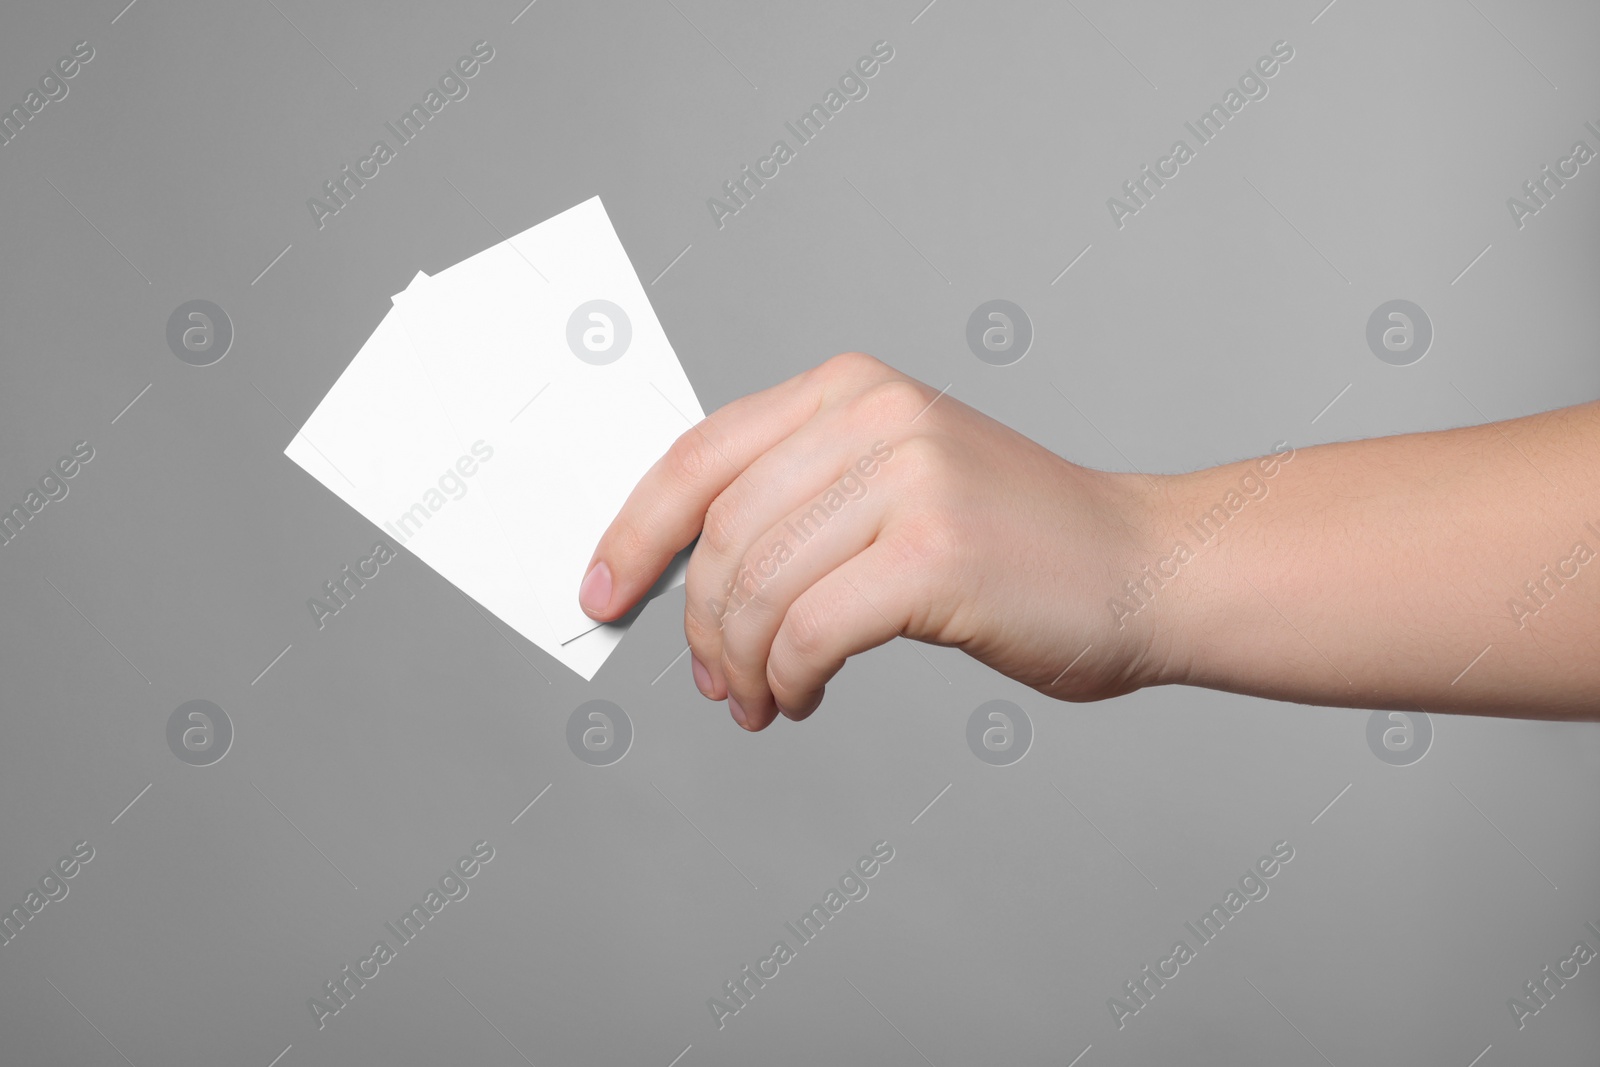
[706,464,892,729]
[579,369,820,622]
[581,351,934,733]
[683,419,896,700]
[581,352,898,622]
[757,541,922,729]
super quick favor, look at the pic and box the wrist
[1083,467,1198,692]
[1098,462,1257,692]
[1136,469,1214,690]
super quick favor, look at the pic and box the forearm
[1136,401,1600,720]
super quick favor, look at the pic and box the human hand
[578,353,1171,730]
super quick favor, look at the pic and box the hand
[578,353,1169,731]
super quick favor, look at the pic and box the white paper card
[391,196,703,644]
[285,195,701,679]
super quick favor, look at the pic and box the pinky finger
[766,544,920,722]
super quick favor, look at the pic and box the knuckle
[765,649,808,707]
[727,555,779,620]
[684,595,723,645]
[767,646,818,709]
[880,432,945,486]
[664,430,715,485]
[683,616,726,686]
[720,648,761,695]
[855,378,930,424]
[817,351,884,384]
[777,598,830,669]
[717,618,769,694]
[699,496,743,558]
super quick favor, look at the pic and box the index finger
[579,356,858,622]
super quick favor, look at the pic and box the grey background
[2,0,1597,1064]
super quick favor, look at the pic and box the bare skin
[579,353,1600,729]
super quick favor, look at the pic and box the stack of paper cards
[286,196,704,679]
